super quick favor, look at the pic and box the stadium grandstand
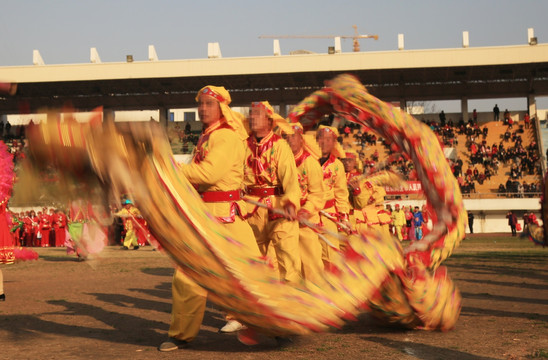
[1,33,548,233]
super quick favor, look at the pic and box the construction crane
[259,25,378,52]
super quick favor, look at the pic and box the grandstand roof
[1,44,548,112]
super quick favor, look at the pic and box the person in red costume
[53,209,68,247]
[31,211,39,247]
[22,211,34,247]
[38,209,52,247]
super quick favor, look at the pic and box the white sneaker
[219,320,247,333]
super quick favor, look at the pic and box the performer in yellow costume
[348,174,391,238]
[281,123,326,284]
[244,101,302,284]
[114,199,141,250]
[316,126,350,267]
[391,204,406,241]
[342,149,367,232]
[160,86,260,351]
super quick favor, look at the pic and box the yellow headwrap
[317,125,345,158]
[278,121,322,159]
[317,125,340,138]
[196,86,248,140]
[251,101,295,135]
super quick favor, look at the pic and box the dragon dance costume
[25,74,467,339]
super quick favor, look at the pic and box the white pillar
[398,34,404,50]
[33,50,45,65]
[527,94,537,119]
[528,28,536,44]
[462,31,469,48]
[273,39,281,56]
[148,45,159,61]
[334,37,342,54]
[208,42,222,58]
[461,97,469,122]
[90,47,101,63]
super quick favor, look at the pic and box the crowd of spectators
[429,109,541,197]
[345,109,542,198]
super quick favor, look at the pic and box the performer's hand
[297,208,312,221]
[348,177,361,190]
[341,220,353,233]
[283,203,297,221]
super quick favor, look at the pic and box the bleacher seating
[334,117,542,198]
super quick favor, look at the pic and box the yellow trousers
[319,214,339,267]
[168,217,258,342]
[168,269,207,342]
[394,225,404,241]
[247,207,301,284]
[298,226,324,285]
[123,229,138,248]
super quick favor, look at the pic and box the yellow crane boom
[259,25,378,52]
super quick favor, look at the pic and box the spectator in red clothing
[524,113,531,129]
[470,142,477,155]
[528,212,539,226]
[372,149,379,162]
[466,168,473,177]
[344,125,351,138]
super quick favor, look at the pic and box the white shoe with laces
[219,320,246,333]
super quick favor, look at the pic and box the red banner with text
[385,181,423,195]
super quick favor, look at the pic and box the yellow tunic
[319,154,350,263]
[353,179,391,237]
[172,120,259,342]
[391,209,406,227]
[391,209,406,241]
[346,170,366,228]
[320,155,350,216]
[244,131,301,212]
[179,121,248,222]
[115,206,141,248]
[244,131,301,284]
[296,150,326,224]
[295,149,326,282]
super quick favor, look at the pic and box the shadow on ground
[362,336,499,360]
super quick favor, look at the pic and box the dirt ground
[0,235,546,360]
